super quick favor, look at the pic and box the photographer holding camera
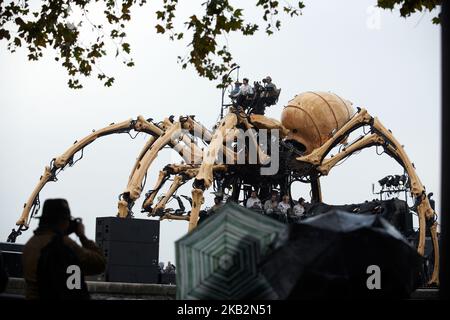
[22,199,106,300]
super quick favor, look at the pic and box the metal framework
[8,90,440,286]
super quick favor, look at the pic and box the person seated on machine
[246,76,280,116]
[277,194,291,223]
[229,80,242,98]
[263,76,277,92]
[233,78,254,108]
[261,76,280,105]
[290,197,306,222]
[246,190,262,210]
[263,191,279,215]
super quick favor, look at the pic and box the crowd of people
[205,190,310,224]
[245,190,309,223]
[228,76,279,114]
[158,261,176,274]
[158,261,176,285]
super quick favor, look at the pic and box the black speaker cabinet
[0,242,24,278]
[95,217,160,284]
[99,241,159,266]
[96,217,159,243]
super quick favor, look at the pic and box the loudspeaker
[96,217,159,243]
[0,243,24,253]
[1,252,22,278]
[0,242,24,278]
[95,217,160,284]
[99,241,159,266]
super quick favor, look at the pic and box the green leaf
[432,15,441,24]
[0,29,11,41]
[122,43,130,54]
[155,24,165,34]
[2,0,438,90]
[104,77,115,87]
[68,79,83,89]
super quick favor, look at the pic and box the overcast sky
[0,0,441,264]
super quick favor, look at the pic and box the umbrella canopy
[304,198,414,236]
[260,210,422,299]
[176,202,286,300]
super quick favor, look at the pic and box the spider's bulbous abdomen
[281,91,355,155]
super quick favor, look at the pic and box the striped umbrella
[176,202,286,300]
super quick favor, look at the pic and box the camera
[66,217,82,235]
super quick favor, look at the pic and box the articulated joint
[117,193,133,218]
[192,179,206,191]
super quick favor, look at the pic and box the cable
[375,145,385,156]
[141,172,148,190]
[128,131,141,139]
[70,148,84,167]
[362,125,369,135]
[333,149,361,167]
[29,193,41,224]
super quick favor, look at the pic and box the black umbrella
[260,210,422,299]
